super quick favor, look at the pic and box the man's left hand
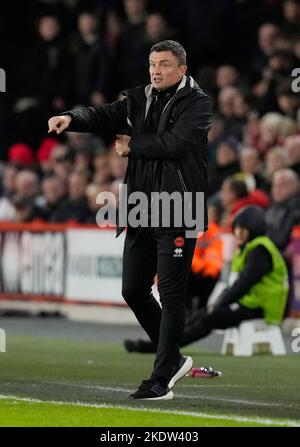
[115,134,131,157]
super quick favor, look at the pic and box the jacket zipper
[177,168,191,208]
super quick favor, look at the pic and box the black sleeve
[129,94,212,160]
[217,245,273,307]
[60,98,128,135]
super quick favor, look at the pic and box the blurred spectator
[145,13,174,45]
[215,65,239,90]
[217,86,246,140]
[109,149,128,180]
[257,112,286,154]
[15,170,41,201]
[50,170,89,222]
[253,48,295,114]
[50,145,74,180]
[113,0,148,90]
[186,203,224,313]
[282,0,300,36]
[93,151,113,186]
[276,79,300,118]
[0,164,19,221]
[240,147,269,191]
[208,138,240,196]
[85,182,114,224]
[265,168,300,251]
[74,148,93,173]
[284,135,300,177]
[10,193,44,222]
[31,15,73,119]
[265,146,289,183]
[219,175,269,231]
[36,137,61,174]
[0,164,18,197]
[41,175,67,221]
[250,23,279,78]
[69,12,110,104]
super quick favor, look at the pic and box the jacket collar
[144,75,195,119]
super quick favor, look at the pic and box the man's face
[149,51,187,91]
[271,173,297,203]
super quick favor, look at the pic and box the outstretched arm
[48,99,128,136]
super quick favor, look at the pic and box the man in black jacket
[48,40,212,400]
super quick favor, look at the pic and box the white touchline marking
[38,381,296,409]
[0,394,298,427]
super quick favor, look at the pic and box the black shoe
[124,339,156,353]
[129,379,174,400]
[168,355,193,389]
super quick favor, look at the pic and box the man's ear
[179,65,187,77]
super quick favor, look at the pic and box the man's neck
[153,78,183,96]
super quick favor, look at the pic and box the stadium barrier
[0,222,299,316]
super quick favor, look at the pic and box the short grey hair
[150,40,186,65]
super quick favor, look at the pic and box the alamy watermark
[291,68,300,93]
[291,328,300,353]
[95,184,205,238]
[0,68,6,92]
[0,328,6,352]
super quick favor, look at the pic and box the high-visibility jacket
[191,222,223,278]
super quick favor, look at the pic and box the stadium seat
[221,319,287,356]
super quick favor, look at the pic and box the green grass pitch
[0,335,299,427]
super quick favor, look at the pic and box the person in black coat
[48,40,212,401]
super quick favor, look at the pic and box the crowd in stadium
[1,0,300,262]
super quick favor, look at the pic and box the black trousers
[122,226,196,383]
[180,304,264,346]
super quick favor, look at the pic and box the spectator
[15,170,41,201]
[250,23,279,78]
[208,138,240,196]
[239,147,269,191]
[85,183,114,224]
[282,0,300,36]
[265,168,300,251]
[144,13,174,45]
[284,135,300,177]
[215,65,239,90]
[113,0,148,90]
[219,175,269,231]
[0,164,18,197]
[93,151,112,186]
[186,203,224,313]
[10,193,45,222]
[50,145,74,180]
[276,79,300,118]
[264,146,288,183]
[41,175,67,221]
[257,112,286,154]
[50,170,90,222]
[69,12,110,104]
[36,137,61,174]
[0,164,19,221]
[31,15,73,118]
